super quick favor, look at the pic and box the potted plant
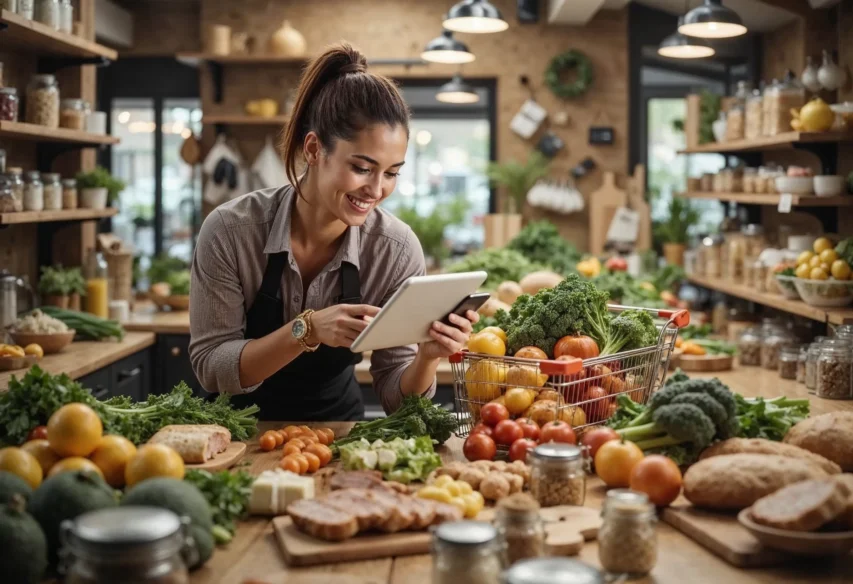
[395,199,468,270]
[485,152,550,246]
[66,267,86,311]
[654,197,699,267]
[38,265,71,308]
[75,167,126,210]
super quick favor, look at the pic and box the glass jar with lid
[797,344,809,383]
[23,171,43,211]
[598,489,657,578]
[60,98,90,130]
[17,0,33,20]
[833,324,853,339]
[503,558,604,584]
[725,81,751,142]
[42,172,62,210]
[432,521,504,584]
[778,345,801,380]
[59,506,197,584]
[529,443,586,507]
[62,178,78,209]
[742,224,766,266]
[700,234,724,278]
[5,167,23,212]
[745,87,763,140]
[36,0,61,29]
[0,176,16,213]
[25,74,59,128]
[738,326,762,366]
[3,1,18,15]
[761,323,795,370]
[816,341,853,400]
[495,493,544,566]
[742,167,757,194]
[0,87,19,122]
[763,71,805,136]
[59,0,73,33]
[805,339,830,392]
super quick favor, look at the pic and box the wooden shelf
[177,53,307,66]
[0,121,119,145]
[679,191,853,207]
[0,9,117,59]
[679,131,853,154]
[202,115,289,126]
[0,208,118,225]
[687,274,853,325]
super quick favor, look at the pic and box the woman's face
[307,123,408,226]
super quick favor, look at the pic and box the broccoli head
[617,403,715,452]
[669,392,728,434]
[664,368,690,387]
[600,309,658,355]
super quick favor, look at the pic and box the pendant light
[443,0,509,34]
[679,0,746,39]
[436,74,479,104]
[421,30,475,64]
[658,17,716,59]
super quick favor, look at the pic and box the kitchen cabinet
[77,347,151,401]
[155,333,205,397]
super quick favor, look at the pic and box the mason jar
[41,172,62,210]
[5,166,23,212]
[23,170,43,211]
[25,73,60,127]
[62,178,78,209]
[816,343,853,400]
[60,98,90,130]
[0,87,19,122]
[495,495,544,565]
[503,557,604,584]
[432,521,505,584]
[0,177,16,213]
[761,324,794,370]
[529,443,586,507]
[598,490,657,578]
[737,326,762,366]
[59,0,73,33]
[36,0,61,29]
[778,345,800,380]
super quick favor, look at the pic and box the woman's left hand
[420,310,479,360]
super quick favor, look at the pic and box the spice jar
[0,87,19,122]
[762,323,794,370]
[17,0,33,19]
[25,74,59,128]
[5,167,23,212]
[797,344,809,383]
[432,521,504,584]
[529,443,586,508]
[36,0,61,29]
[816,341,853,400]
[700,234,724,278]
[59,506,197,584]
[23,171,43,211]
[503,558,604,584]
[725,81,751,142]
[738,326,762,366]
[742,167,757,193]
[745,87,763,140]
[700,173,714,192]
[42,172,62,210]
[778,345,800,380]
[763,71,805,136]
[59,0,73,33]
[805,340,828,393]
[62,178,78,209]
[0,177,16,213]
[598,489,657,578]
[495,493,544,566]
[60,98,89,130]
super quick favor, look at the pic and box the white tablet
[350,271,488,353]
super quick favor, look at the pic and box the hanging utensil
[180,133,201,166]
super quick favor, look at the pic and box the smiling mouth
[346,194,375,211]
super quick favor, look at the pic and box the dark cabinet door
[156,334,205,397]
[110,350,151,402]
[78,368,112,402]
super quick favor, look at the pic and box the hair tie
[340,62,366,75]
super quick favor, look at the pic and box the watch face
[292,319,306,339]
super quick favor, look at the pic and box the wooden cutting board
[662,505,787,568]
[244,573,381,584]
[674,354,734,372]
[186,441,247,472]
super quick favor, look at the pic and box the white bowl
[775,176,814,195]
[793,278,853,307]
[814,175,846,197]
[775,275,801,300]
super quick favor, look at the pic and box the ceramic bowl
[775,176,814,195]
[0,354,40,372]
[793,278,853,307]
[775,275,801,300]
[814,175,846,197]
[738,508,853,556]
[9,330,76,354]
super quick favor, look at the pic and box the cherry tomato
[579,427,619,460]
[259,433,277,452]
[515,418,540,441]
[280,457,301,474]
[285,453,309,474]
[539,420,577,445]
[463,433,497,461]
[493,420,524,446]
[305,443,332,466]
[298,426,318,439]
[470,423,494,438]
[283,427,303,441]
[480,403,509,427]
[300,433,320,445]
[285,438,307,450]
[302,452,321,473]
[271,430,285,446]
[27,426,48,441]
[283,443,303,457]
[629,455,683,507]
[319,428,335,442]
[508,438,538,462]
[595,439,645,488]
[314,429,331,445]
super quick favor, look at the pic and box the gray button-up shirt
[189,185,436,413]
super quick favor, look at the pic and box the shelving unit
[0,9,117,60]
[176,53,307,104]
[679,191,853,207]
[202,115,289,126]
[679,131,853,154]
[0,121,119,145]
[0,208,118,226]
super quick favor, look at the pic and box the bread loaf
[700,438,842,474]
[784,412,853,472]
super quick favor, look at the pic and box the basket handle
[449,351,467,364]
[539,357,582,376]
[657,309,690,328]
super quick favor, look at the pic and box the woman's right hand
[305,304,380,348]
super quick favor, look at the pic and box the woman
[189,43,478,421]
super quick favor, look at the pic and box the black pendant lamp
[679,0,746,39]
[443,0,509,34]
[421,30,475,64]
[436,74,479,104]
[658,17,716,59]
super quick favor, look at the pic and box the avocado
[121,478,213,531]
[189,523,215,570]
[0,470,33,505]
[0,494,48,584]
[28,470,117,569]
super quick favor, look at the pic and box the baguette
[700,438,841,475]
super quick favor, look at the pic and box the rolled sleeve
[189,210,259,395]
[369,229,437,413]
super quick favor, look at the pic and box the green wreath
[545,50,593,99]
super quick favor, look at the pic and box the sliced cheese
[249,468,315,516]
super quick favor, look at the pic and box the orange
[89,435,138,487]
[20,439,61,475]
[47,403,103,457]
[125,444,185,487]
[0,447,43,489]
[48,457,105,480]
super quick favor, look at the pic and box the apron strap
[338,261,362,304]
[259,253,288,301]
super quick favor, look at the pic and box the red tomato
[470,423,494,438]
[515,417,540,441]
[27,426,48,441]
[539,420,577,445]
[629,455,683,507]
[508,438,538,462]
[463,433,497,461]
[579,427,620,460]
[480,403,509,427]
[580,386,612,423]
[493,420,524,446]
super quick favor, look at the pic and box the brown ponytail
[281,42,410,199]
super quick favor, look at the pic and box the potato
[479,297,511,317]
[497,281,523,305]
[524,400,560,427]
[506,366,548,388]
[535,390,561,402]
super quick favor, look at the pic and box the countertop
[0,331,156,389]
[189,368,853,584]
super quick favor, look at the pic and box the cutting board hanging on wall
[589,172,627,256]
[627,164,652,252]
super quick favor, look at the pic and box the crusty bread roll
[784,412,853,472]
[700,438,842,474]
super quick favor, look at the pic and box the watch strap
[296,309,320,352]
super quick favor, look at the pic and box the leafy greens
[339,436,442,483]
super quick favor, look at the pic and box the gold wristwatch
[292,309,320,352]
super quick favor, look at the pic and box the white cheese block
[248,468,315,516]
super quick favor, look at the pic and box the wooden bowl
[738,508,853,556]
[9,330,76,354]
[0,354,40,372]
[165,294,190,311]
[676,353,734,372]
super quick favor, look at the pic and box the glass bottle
[432,521,504,584]
[0,87,19,122]
[816,342,853,400]
[495,494,544,566]
[529,443,586,507]
[42,172,62,210]
[23,170,43,211]
[598,490,657,578]
[745,87,763,140]
[797,344,809,384]
[725,80,751,142]
[6,167,23,212]
[84,248,109,318]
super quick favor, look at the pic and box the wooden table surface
[0,331,156,389]
[123,306,191,334]
[189,367,853,584]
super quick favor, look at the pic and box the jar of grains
[432,521,504,584]
[738,326,762,366]
[745,87,763,140]
[778,345,800,380]
[36,0,61,29]
[761,323,794,370]
[42,172,62,210]
[495,493,544,566]
[62,178,78,209]
[598,489,657,577]
[529,443,586,508]
[763,71,805,136]
[0,178,16,213]
[23,171,43,211]
[60,98,89,130]
[816,341,853,400]
[26,74,59,127]
[0,87,19,122]
[6,167,23,212]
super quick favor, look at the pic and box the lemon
[820,249,839,264]
[810,267,829,281]
[814,237,833,254]
[821,262,832,274]
[809,256,823,268]
[23,344,43,358]
[795,263,811,279]
[832,260,852,281]
[797,250,815,266]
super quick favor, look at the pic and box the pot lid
[532,443,582,461]
[70,506,182,544]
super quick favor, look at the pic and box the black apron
[229,252,365,421]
